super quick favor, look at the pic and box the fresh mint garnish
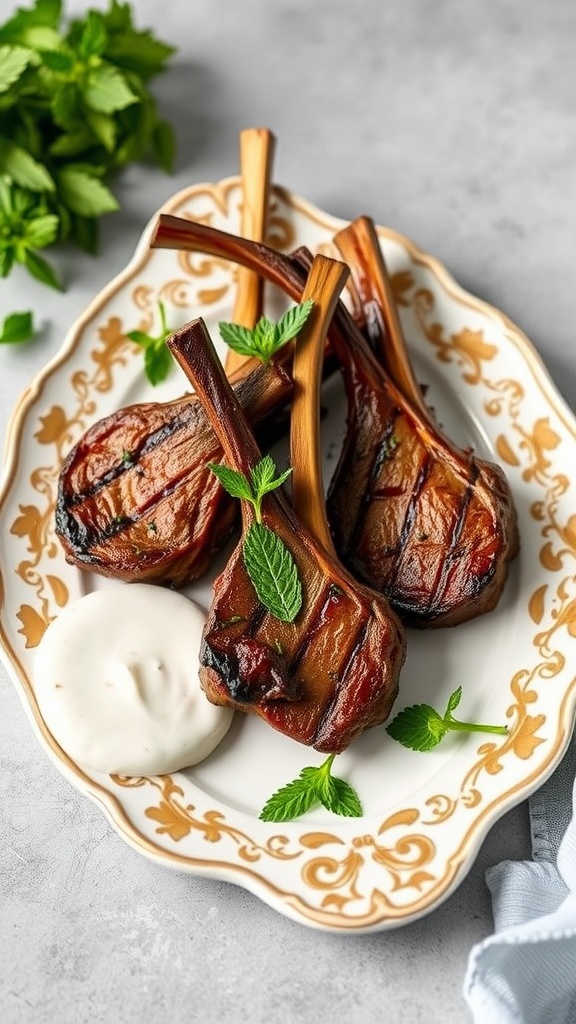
[260,754,363,822]
[218,299,314,363]
[208,455,302,623]
[127,300,174,386]
[243,521,302,623]
[386,686,508,752]
[0,310,34,345]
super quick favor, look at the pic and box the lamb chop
[152,214,518,626]
[167,255,406,753]
[330,215,519,626]
[55,359,292,586]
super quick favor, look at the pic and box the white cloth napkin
[464,727,576,1023]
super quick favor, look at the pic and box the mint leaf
[22,248,61,289]
[218,301,314,363]
[20,24,61,50]
[78,10,107,58]
[386,687,508,752]
[323,774,364,817]
[207,463,254,503]
[386,703,448,751]
[0,1,176,310]
[83,63,138,113]
[250,455,292,501]
[24,213,59,248]
[105,30,175,81]
[243,522,302,623]
[446,685,462,715]
[50,82,80,128]
[260,755,363,822]
[0,0,61,43]
[41,48,73,71]
[151,118,176,173]
[56,166,119,217]
[274,298,314,346]
[0,44,35,92]
[126,302,173,385]
[143,342,172,387]
[85,108,117,152]
[207,455,302,622]
[218,321,260,359]
[0,310,34,344]
[0,141,54,191]
[126,329,153,348]
[260,770,322,823]
[0,249,15,276]
[49,127,93,157]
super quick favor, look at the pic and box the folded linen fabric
[464,727,576,1024]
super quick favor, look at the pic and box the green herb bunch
[0,0,176,292]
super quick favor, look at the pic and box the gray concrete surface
[1,1,574,1020]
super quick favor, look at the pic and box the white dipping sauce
[33,584,233,776]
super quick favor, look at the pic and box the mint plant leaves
[386,686,508,751]
[127,300,174,386]
[243,522,302,624]
[0,0,176,307]
[260,754,363,822]
[219,299,314,363]
[208,455,303,623]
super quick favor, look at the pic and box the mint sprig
[127,300,174,386]
[208,455,302,623]
[243,522,302,623]
[0,179,61,288]
[386,686,508,752]
[0,0,176,302]
[218,299,314,363]
[260,754,363,822]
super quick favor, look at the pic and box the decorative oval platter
[1,177,576,933]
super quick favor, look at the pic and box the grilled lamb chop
[330,215,519,626]
[167,255,406,752]
[55,359,291,585]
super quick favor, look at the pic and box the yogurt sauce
[33,584,233,776]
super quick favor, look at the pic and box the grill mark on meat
[200,604,275,702]
[343,411,402,558]
[57,461,206,554]
[428,465,493,615]
[65,404,195,505]
[391,459,468,619]
[311,618,370,745]
[247,604,267,637]
[397,452,432,552]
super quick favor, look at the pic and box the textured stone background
[1,1,574,1021]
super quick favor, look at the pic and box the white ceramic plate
[2,178,576,933]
